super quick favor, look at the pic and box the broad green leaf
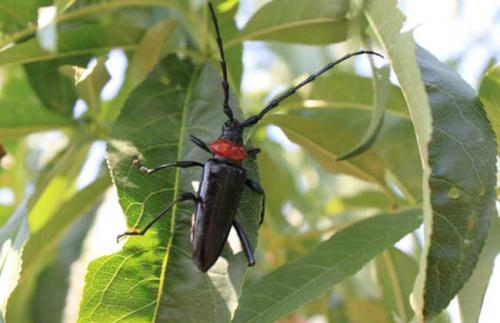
[228,0,348,46]
[60,56,111,111]
[458,216,500,323]
[363,0,433,318]
[479,64,500,149]
[24,56,90,117]
[0,67,74,139]
[0,23,144,66]
[6,176,110,323]
[78,56,261,323]
[375,248,418,323]
[416,46,497,319]
[337,65,390,161]
[232,209,422,323]
[266,108,421,202]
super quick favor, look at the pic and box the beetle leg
[233,220,255,267]
[133,157,203,175]
[117,192,197,242]
[246,179,265,225]
[246,148,261,158]
[189,135,212,154]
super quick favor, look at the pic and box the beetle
[117,1,383,272]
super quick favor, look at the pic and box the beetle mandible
[117,1,383,272]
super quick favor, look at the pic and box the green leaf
[0,0,44,35]
[479,64,500,149]
[232,209,422,323]
[375,248,418,323]
[129,20,177,88]
[6,176,110,323]
[0,23,144,66]
[458,216,500,323]
[78,56,261,322]
[228,0,349,46]
[337,65,390,161]
[28,135,91,233]
[60,56,111,111]
[417,46,497,319]
[0,66,74,140]
[0,204,29,323]
[296,72,408,117]
[363,0,433,318]
[266,108,421,202]
[24,56,90,117]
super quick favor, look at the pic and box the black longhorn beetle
[117,1,383,272]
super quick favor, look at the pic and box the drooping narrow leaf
[458,216,500,323]
[129,20,177,88]
[78,55,261,323]
[416,47,497,319]
[0,204,28,323]
[363,0,433,319]
[375,248,418,323]
[228,0,349,46]
[232,209,422,323]
[478,64,500,149]
[267,108,421,202]
[6,176,111,323]
[337,65,390,161]
[0,23,144,66]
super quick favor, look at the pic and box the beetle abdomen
[192,159,247,272]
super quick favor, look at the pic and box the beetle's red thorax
[209,138,248,161]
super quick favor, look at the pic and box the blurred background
[0,0,498,322]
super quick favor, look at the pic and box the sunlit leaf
[266,108,421,202]
[417,46,497,319]
[375,248,418,322]
[458,216,500,323]
[233,209,422,323]
[6,176,110,323]
[0,203,28,323]
[78,55,261,322]
[479,64,500,149]
[229,0,348,46]
[60,57,111,111]
[363,1,434,318]
[129,20,177,88]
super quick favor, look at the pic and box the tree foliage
[0,0,497,322]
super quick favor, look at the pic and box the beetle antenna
[208,2,234,121]
[239,50,384,128]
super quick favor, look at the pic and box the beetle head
[221,120,243,144]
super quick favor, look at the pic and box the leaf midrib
[152,65,203,321]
